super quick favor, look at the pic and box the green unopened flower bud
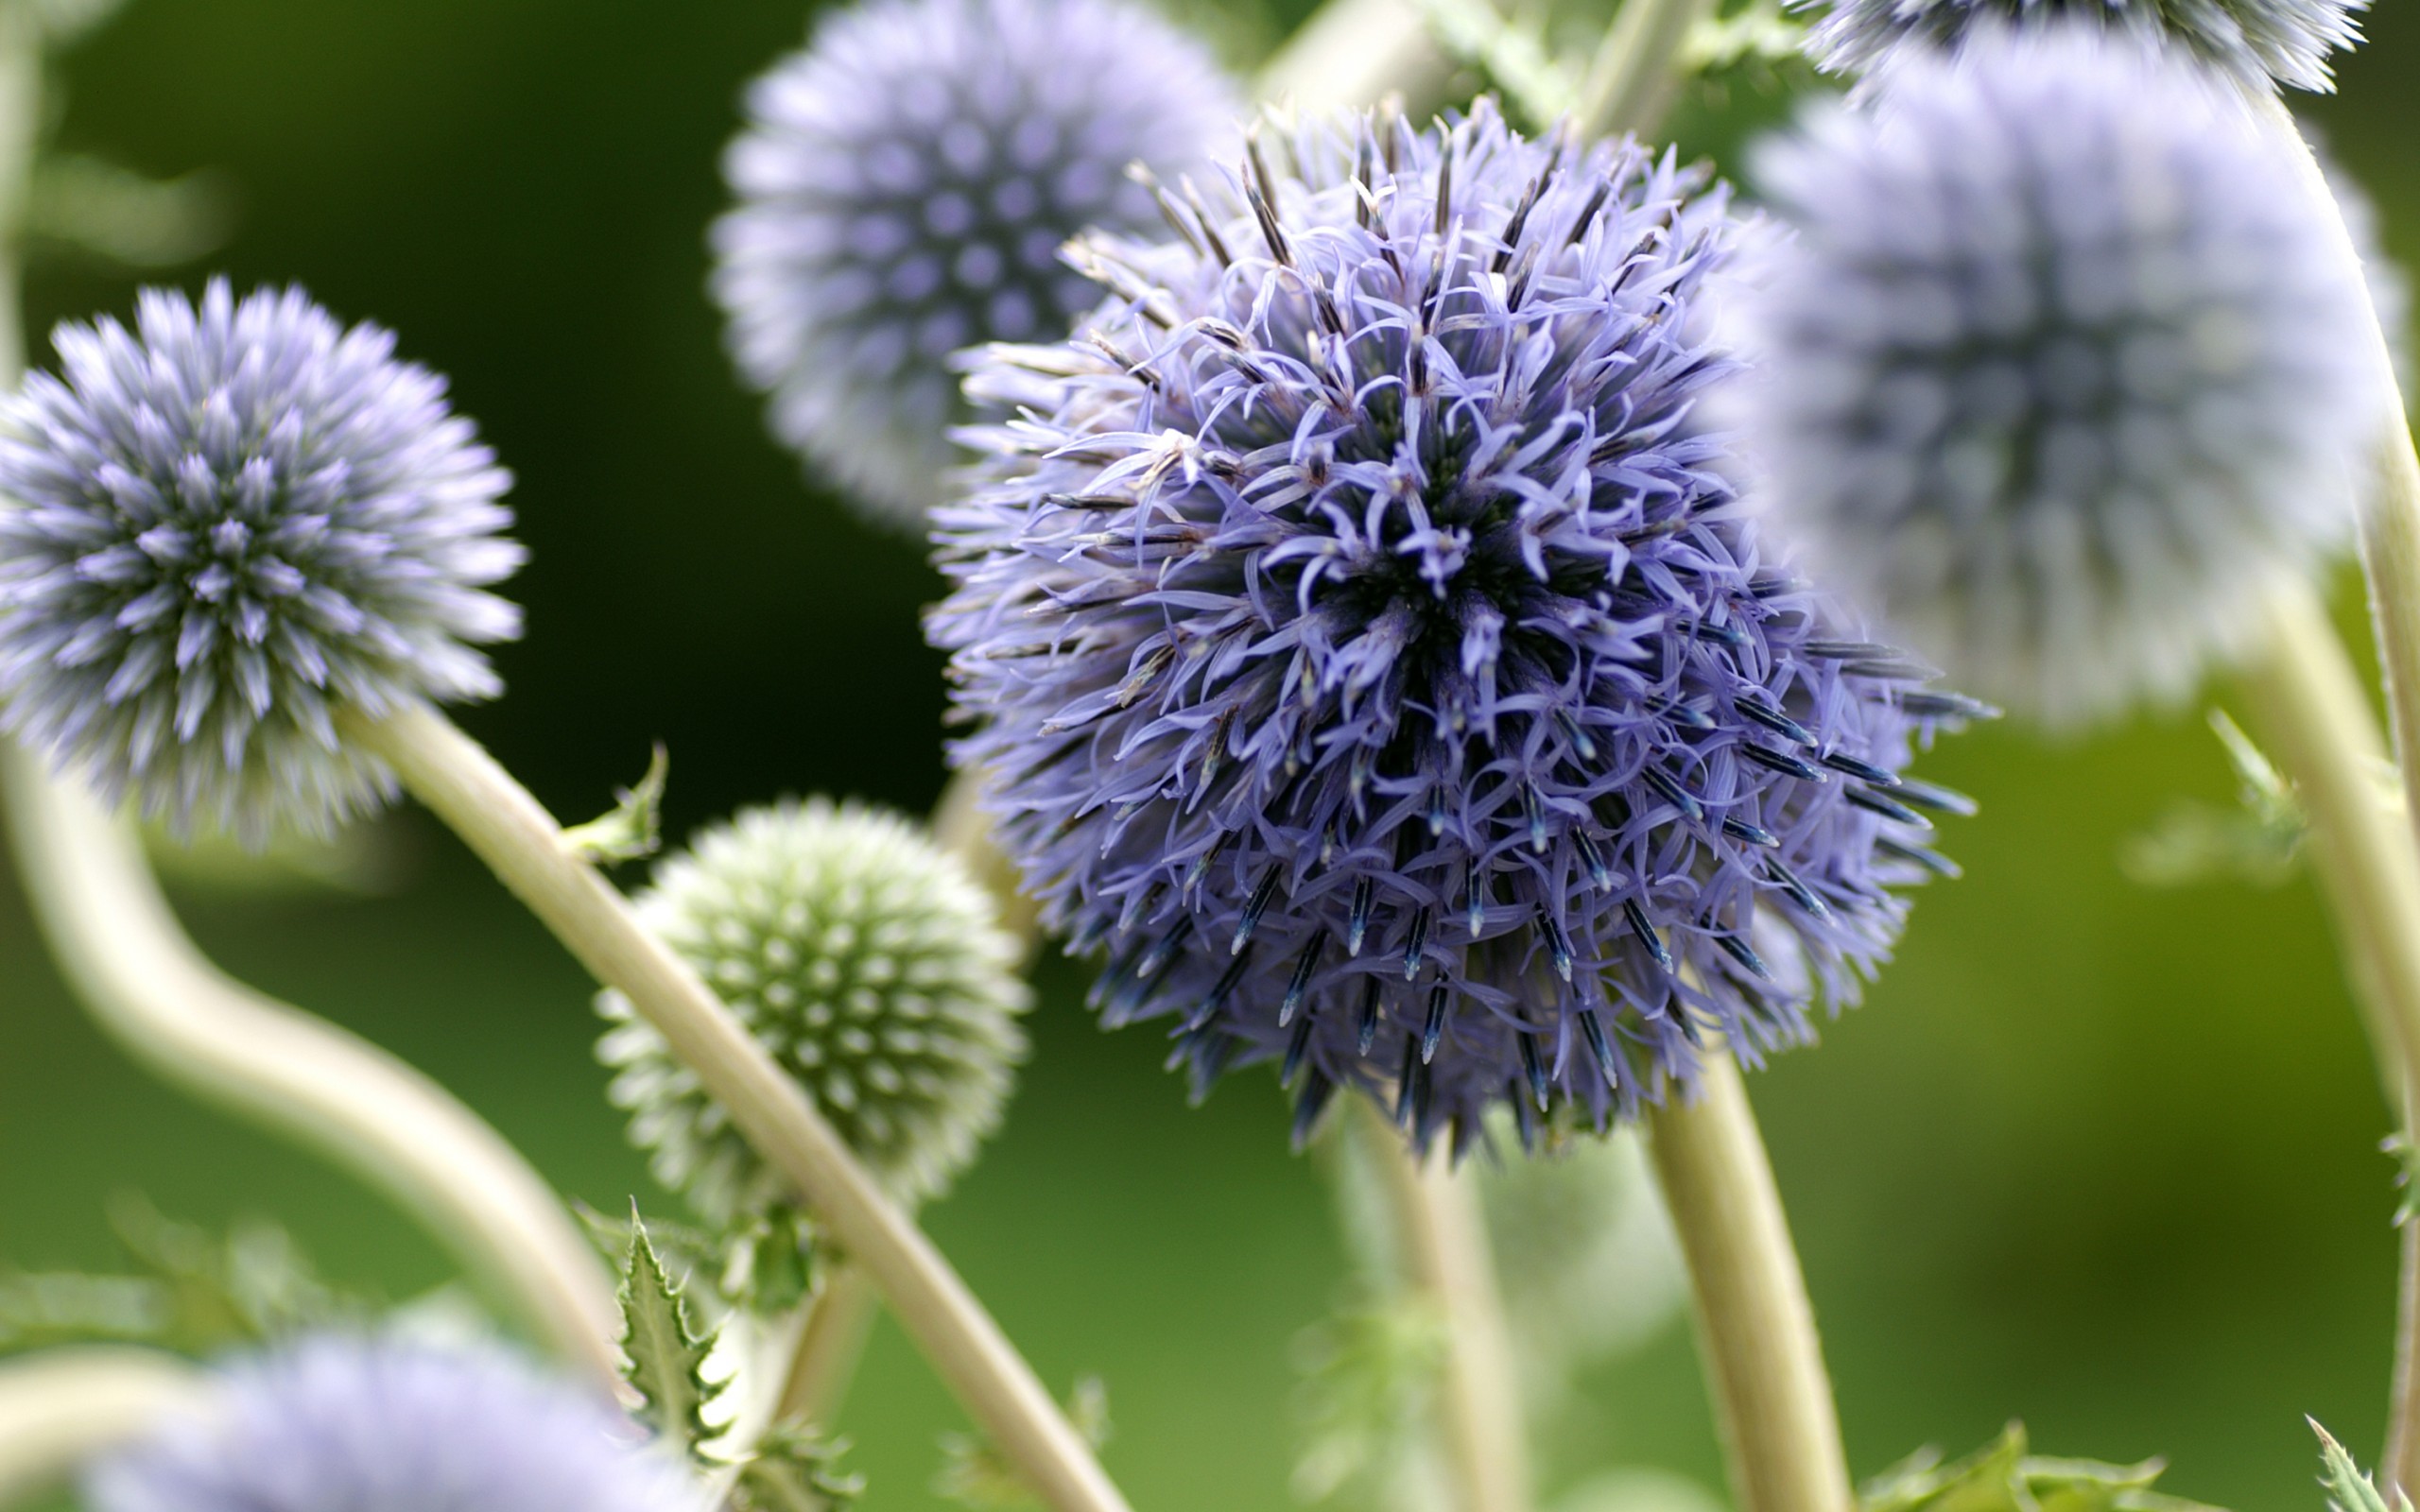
[598,798,1031,1228]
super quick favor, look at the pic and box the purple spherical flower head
[1795,0,2364,93]
[1731,27,2384,724]
[929,102,1984,1154]
[711,0,1238,528]
[86,1335,700,1512]
[0,279,523,842]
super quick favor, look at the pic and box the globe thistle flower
[599,798,1031,1222]
[0,279,523,842]
[1795,0,2364,94]
[928,102,1981,1153]
[86,1335,699,1512]
[1731,28,2384,725]
[710,0,1238,526]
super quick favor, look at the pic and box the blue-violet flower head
[0,279,524,841]
[1795,0,2364,94]
[1731,27,2384,724]
[928,102,1983,1154]
[86,1334,699,1512]
[711,0,1238,527]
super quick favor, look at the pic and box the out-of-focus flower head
[929,101,1982,1154]
[710,0,1238,526]
[1732,26,2385,724]
[1795,0,2365,94]
[0,279,523,842]
[600,797,1031,1222]
[86,1335,698,1512]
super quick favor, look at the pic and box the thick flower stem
[1351,1098,1531,1512]
[776,1264,884,1426]
[1256,0,1455,113]
[349,703,1130,1512]
[0,744,623,1382]
[0,1348,202,1506]
[2238,589,2420,1496]
[1644,1052,1852,1512]
[1576,0,1714,142]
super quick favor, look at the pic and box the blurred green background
[2,1,2416,1509]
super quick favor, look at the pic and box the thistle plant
[711,0,1238,525]
[0,279,523,842]
[1793,0,2365,91]
[1730,26,2383,724]
[85,1335,701,1512]
[600,797,1031,1224]
[930,100,1983,1153]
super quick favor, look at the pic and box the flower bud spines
[1797,0,2365,93]
[930,103,1979,1153]
[710,0,1237,525]
[0,280,524,841]
[1734,29,2383,723]
[600,798,1031,1217]
[87,1336,698,1512]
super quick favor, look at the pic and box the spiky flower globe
[710,0,1237,526]
[599,798,1031,1224]
[1732,27,2383,724]
[929,102,1983,1154]
[0,279,523,841]
[1795,0,2364,92]
[86,1335,698,1512]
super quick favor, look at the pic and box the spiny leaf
[564,744,669,866]
[1289,1297,1448,1506]
[2312,1418,2413,1512]
[934,1378,1111,1510]
[2121,711,2306,888]
[616,1210,726,1460]
[1860,1423,2228,1512]
[730,1419,864,1512]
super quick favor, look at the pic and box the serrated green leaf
[730,1419,864,1512]
[2311,1418,2413,1512]
[1860,1424,2227,1512]
[616,1211,726,1461]
[933,1378,1111,1510]
[564,745,668,866]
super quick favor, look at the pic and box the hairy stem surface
[0,745,622,1380]
[0,1349,202,1506]
[352,703,1129,1512]
[1644,1053,1851,1512]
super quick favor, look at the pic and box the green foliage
[934,1377,1111,1510]
[1288,1297,1448,1506]
[2122,712,2308,888]
[579,1194,817,1317]
[2310,1418,2412,1512]
[26,154,233,270]
[0,1195,351,1356]
[1676,0,1805,73]
[1862,1424,2227,1512]
[615,1211,728,1462]
[731,1420,865,1512]
[1412,0,1581,126]
[563,743,669,867]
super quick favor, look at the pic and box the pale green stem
[1643,1052,1851,1512]
[347,703,1130,1512]
[2238,589,2420,1499]
[1256,0,1455,113]
[775,1264,883,1427]
[1575,0,1713,142]
[1350,1098,1531,1512]
[0,745,625,1380]
[0,1348,202,1507]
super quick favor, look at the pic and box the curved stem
[2238,589,2420,1497]
[1575,0,1712,142]
[349,703,1129,1512]
[0,1348,203,1507]
[1256,0,1456,113]
[1644,1052,1850,1512]
[776,1264,883,1427]
[1352,1099,1530,1512]
[0,743,622,1381]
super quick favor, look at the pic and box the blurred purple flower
[929,102,1982,1154]
[1796,0,2364,93]
[711,0,1237,526]
[0,279,522,842]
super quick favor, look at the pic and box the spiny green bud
[599,798,1031,1224]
